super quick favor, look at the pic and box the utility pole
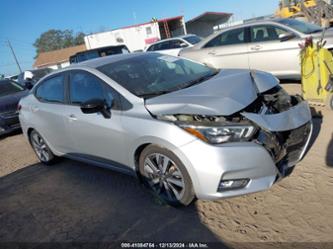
[7,40,22,73]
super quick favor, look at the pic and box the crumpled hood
[145,69,279,116]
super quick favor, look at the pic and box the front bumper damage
[176,98,312,200]
[243,99,312,174]
[145,69,313,199]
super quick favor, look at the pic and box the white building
[33,44,86,69]
[84,16,187,52]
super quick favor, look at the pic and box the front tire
[139,145,195,206]
[29,130,56,165]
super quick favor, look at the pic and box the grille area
[256,122,312,175]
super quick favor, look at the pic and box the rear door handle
[250,45,262,51]
[208,50,216,55]
[68,114,77,121]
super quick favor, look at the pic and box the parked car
[0,79,28,136]
[69,45,130,64]
[17,68,54,89]
[180,18,333,79]
[19,53,312,206]
[145,34,202,56]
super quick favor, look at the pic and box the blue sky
[0,0,277,76]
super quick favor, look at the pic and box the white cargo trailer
[84,16,186,52]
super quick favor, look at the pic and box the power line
[0,61,33,67]
[0,37,33,46]
[6,40,22,73]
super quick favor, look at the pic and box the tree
[33,29,85,58]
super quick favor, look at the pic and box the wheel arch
[27,127,34,141]
[131,138,201,198]
[133,143,151,176]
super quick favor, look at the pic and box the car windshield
[0,80,25,97]
[98,53,217,98]
[277,19,322,34]
[183,35,202,44]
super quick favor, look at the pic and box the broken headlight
[178,124,256,144]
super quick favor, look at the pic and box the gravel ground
[0,84,332,248]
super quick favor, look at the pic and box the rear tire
[29,130,56,165]
[139,145,195,206]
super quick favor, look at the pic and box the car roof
[73,44,129,56]
[53,52,152,71]
[192,18,285,48]
[225,18,283,29]
[147,34,198,46]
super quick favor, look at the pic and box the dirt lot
[0,84,332,248]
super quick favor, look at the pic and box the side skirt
[64,153,137,177]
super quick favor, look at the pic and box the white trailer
[84,16,186,52]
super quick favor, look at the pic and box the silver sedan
[180,18,333,80]
[19,53,312,206]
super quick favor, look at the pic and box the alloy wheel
[31,132,50,162]
[143,153,185,202]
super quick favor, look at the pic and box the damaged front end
[242,85,312,177]
[147,70,312,179]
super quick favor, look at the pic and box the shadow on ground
[0,129,22,141]
[0,160,227,247]
[305,108,322,154]
[326,134,333,167]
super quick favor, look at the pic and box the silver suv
[180,18,333,79]
[19,53,312,206]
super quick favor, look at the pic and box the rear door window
[204,28,246,48]
[148,41,171,51]
[251,25,289,42]
[35,75,65,103]
[169,39,186,49]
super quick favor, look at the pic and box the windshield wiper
[137,90,172,98]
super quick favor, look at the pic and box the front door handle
[208,50,216,55]
[250,45,262,51]
[68,114,77,121]
[31,106,39,112]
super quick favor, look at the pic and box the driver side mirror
[279,32,296,42]
[80,98,112,119]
